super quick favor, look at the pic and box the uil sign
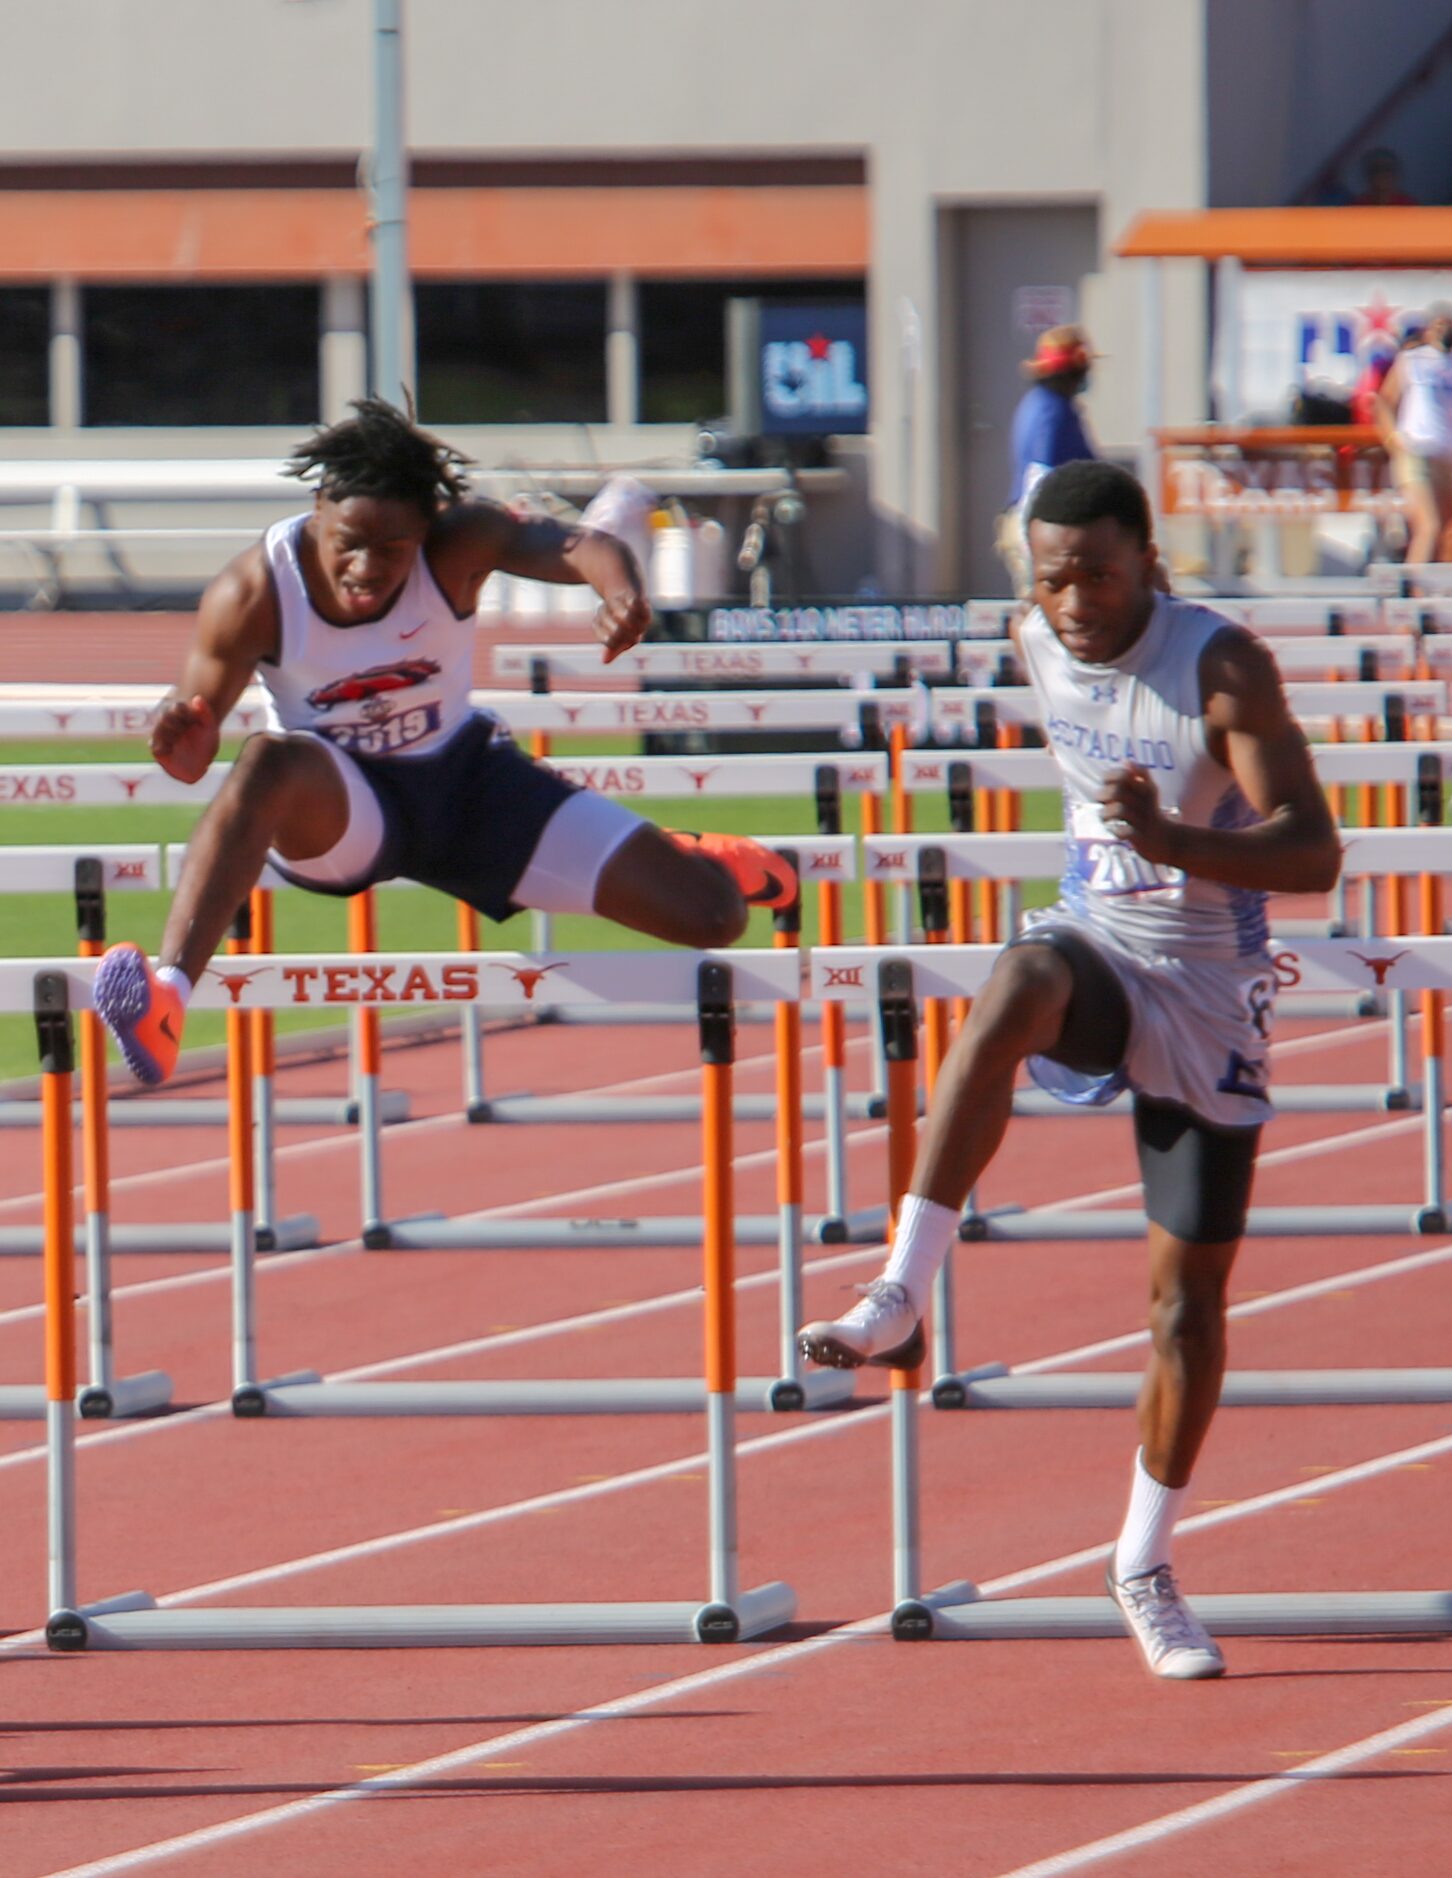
[760,303,869,436]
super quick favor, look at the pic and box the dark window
[416,282,607,423]
[639,277,865,423]
[83,286,319,425]
[0,289,50,425]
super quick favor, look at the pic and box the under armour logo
[1348,949,1410,987]
[1090,683,1118,704]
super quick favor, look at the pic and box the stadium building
[0,0,1448,597]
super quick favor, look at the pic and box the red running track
[0,1000,1450,1877]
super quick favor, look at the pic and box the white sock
[155,964,192,1008]
[1112,1448,1188,1582]
[880,1193,961,1316]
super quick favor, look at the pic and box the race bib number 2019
[320,703,443,757]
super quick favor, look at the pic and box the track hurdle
[828,959,1452,1647]
[815,939,1452,1407]
[0,861,318,1260]
[341,937,862,1411]
[862,820,1452,1117]
[32,962,798,1650]
[489,640,956,685]
[0,859,170,1421]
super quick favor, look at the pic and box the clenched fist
[593,589,652,666]
[1098,764,1181,866]
[150,694,220,785]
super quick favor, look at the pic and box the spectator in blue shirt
[997,324,1098,595]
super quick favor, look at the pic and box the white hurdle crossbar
[29,962,797,1652]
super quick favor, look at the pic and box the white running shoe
[1106,1564,1226,1681]
[797,1279,925,1370]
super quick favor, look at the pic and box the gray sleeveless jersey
[1018,594,1268,962]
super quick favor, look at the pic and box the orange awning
[1116,207,1452,266]
[0,186,868,281]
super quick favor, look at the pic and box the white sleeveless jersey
[258,514,485,759]
[1396,344,1452,458]
[1018,594,1269,961]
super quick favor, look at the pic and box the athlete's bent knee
[234,730,324,800]
[966,947,1073,1062]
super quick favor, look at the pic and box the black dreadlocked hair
[285,397,473,517]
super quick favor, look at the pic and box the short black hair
[286,397,473,516]
[1026,460,1152,548]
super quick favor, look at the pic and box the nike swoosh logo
[399,621,429,640]
[158,1014,177,1042]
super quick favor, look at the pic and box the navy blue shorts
[271,715,581,922]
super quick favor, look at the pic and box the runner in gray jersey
[800,460,1341,1682]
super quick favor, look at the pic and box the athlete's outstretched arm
[1100,630,1342,895]
[151,551,279,784]
[438,501,651,663]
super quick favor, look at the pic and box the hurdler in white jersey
[261,512,484,759]
[799,461,1341,1685]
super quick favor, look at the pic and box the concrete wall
[1205,0,1452,206]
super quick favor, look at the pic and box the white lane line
[28,1427,1452,1878]
[988,1705,1452,1878]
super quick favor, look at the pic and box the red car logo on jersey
[306,658,441,716]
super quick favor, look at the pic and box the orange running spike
[91,943,185,1087]
[666,830,799,911]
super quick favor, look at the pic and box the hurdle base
[959,1203,1441,1242]
[231,1370,325,1418]
[77,1369,173,1420]
[46,1591,158,1650]
[0,1213,320,1258]
[362,1211,446,1251]
[932,1367,1452,1409]
[0,1372,173,1421]
[47,1582,798,1650]
[464,1092,885,1126]
[0,1094,410,1129]
[909,1586,1452,1640]
[375,1211,887,1251]
[231,1374,855,1416]
[1009,1083,1419,1117]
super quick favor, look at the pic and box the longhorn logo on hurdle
[683,767,718,792]
[1348,949,1411,987]
[493,961,570,1001]
[205,966,268,1004]
[112,776,146,800]
[50,711,74,731]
